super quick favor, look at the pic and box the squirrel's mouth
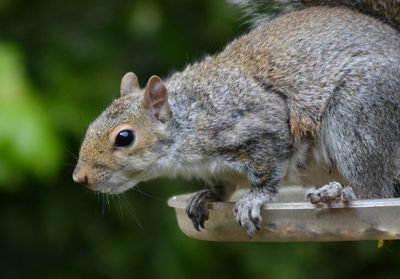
[96,179,139,195]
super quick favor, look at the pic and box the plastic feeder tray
[167,186,400,242]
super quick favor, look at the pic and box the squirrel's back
[303,0,400,29]
[231,0,400,30]
[216,5,400,138]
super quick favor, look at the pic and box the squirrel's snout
[72,167,93,186]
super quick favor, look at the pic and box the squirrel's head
[72,72,171,194]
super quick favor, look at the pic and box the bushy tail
[229,0,400,29]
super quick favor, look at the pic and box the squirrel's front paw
[234,189,271,238]
[186,189,220,231]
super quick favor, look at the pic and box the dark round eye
[114,130,135,148]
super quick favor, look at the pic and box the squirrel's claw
[306,181,356,205]
[234,189,271,238]
[185,189,220,231]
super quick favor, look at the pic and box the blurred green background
[0,0,399,278]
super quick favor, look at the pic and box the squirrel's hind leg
[319,77,400,199]
[306,181,356,204]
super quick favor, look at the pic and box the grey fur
[229,0,400,29]
[74,2,400,237]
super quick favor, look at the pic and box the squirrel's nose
[73,168,92,186]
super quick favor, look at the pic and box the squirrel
[73,0,400,237]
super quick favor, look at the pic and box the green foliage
[0,43,61,188]
[0,0,399,278]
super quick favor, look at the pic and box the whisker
[64,147,79,160]
[106,194,111,210]
[113,195,124,220]
[101,194,106,215]
[61,162,79,167]
[131,186,165,202]
[119,194,143,229]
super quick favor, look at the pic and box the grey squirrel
[73,0,400,237]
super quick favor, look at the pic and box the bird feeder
[168,186,400,242]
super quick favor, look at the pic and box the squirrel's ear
[143,75,170,123]
[120,72,140,97]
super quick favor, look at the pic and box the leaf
[0,43,62,189]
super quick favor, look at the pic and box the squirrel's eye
[114,130,135,148]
